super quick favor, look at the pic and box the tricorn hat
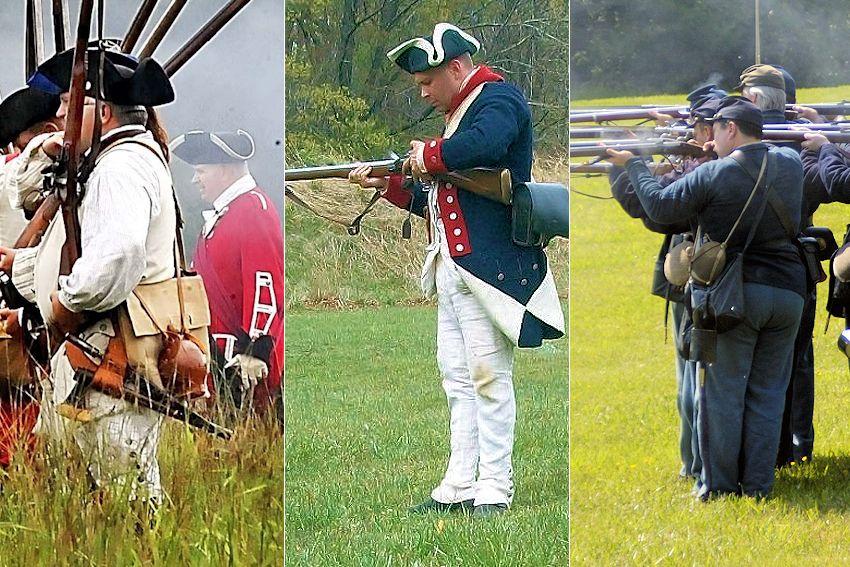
[0,87,60,146]
[387,23,480,73]
[28,39,174,107]
[170,130,256,165]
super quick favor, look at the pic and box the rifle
[650,126,850,144]
[569,106,690,124]
[163,0,253,77]
[138,0,190,59]
[62,333,232,440]
[569,141,708,159]
[25,0,45,77]
[570,162,671,175]
[122,0,159,53]
[51,0,70,53]
[285,158,513,205]
[789,102,850,116]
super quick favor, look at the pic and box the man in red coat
[171,130,283,414]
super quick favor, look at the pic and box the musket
[569,141,708,158]
[650,126,850,144]
[51,0,71,53]
[25,0,45,77]
[285,158,513,205]
[789,102,850,116]
[569,107,690,124]
[163,0,253,77]
[122,0,159,53]
[137,0,190,59]
[57,0,95,276]
[62,333,233,440]
[570,162,670,175]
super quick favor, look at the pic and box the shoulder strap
[721,150,769,248]
[730,149,796,239]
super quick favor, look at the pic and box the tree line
[285,0,567,164]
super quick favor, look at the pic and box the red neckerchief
[447,65,504,119]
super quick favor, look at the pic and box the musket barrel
[51,0,71,53]
[163,0,252,77]
[569,106,689,124]
[569,142,707,158]
[284,159,398,182]
[122,0,159,53]
[138,0,189,59]
[25,0,45,77]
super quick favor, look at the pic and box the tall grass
[0,415,282,566]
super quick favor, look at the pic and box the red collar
[447,65,504,117]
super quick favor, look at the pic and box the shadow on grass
[774,452,850,513]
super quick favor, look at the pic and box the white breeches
[431,256,516,506]
[33,320,163,502]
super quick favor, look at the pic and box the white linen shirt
[57,125,176,312]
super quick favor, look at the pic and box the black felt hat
[0,87,60,146]
[170,130,256,165]
[688,95,723,124]
[28,40,174,106]
[387,23,480,73]
[707,96,763,129]
[686,83,727,104]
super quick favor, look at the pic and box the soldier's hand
[41,133,64,159]
[348,164,387,190]
[0,246,16,274]
[801,132,830,152]
[0,308,21,337]
[605,148,636,167]
[49,290,84,336]
[648,109,675,127]
[405,140,430,182]
[225,354,269,390]
[791,105,826,124]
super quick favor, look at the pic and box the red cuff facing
[381,174,412,210]
[423,138,448,174]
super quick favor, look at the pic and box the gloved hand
[225,354,269,390]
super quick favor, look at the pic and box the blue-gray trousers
[697,283,804,498]
[672,301,700,478]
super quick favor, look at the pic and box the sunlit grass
[570,87,850,564]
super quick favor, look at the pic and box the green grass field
[285,306,567,566]
[570,86,850,564]
[285,160,568,565]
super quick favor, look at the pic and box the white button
[449,212,458,220]
[446,195,454,204]
[430,140,437,148]
[446,183,453,189]
[453,228,461,236]
[456,244,464,252]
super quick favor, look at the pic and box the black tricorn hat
[0,87,60,146]
[170,130,256,165]
[387,23,480,73]
[28,40,174,107]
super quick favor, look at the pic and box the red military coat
[192,186,284,407]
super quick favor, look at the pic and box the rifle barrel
[25,0,45,77]
[569,106,689,124]
[569,142,706,158]
[138,0,189,59]
[122,0,159,53]
[285,159,399,182]
[163,0,252,77]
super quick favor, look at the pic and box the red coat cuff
[381,174,412,209]
[423,138,448,174]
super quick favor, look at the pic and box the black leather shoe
[408,497,475,514]
[472,503,508,518]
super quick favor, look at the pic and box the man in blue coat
[350,23,564,517]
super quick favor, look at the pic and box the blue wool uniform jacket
[383,70,564,347]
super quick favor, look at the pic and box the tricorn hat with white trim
[170,130,256,165]
[387,23,480,73]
